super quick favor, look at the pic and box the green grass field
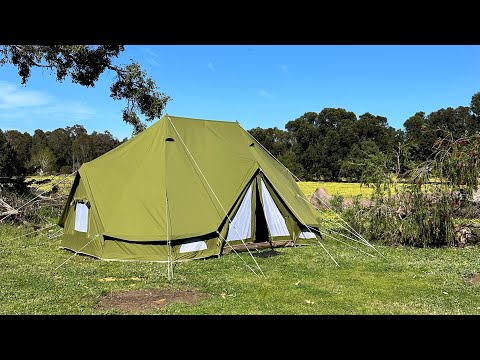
[1,224,479,315]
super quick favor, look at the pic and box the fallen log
[0,198,19,217]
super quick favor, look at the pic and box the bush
[340,131,479,248]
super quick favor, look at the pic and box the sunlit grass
[297,181,374,199]
[26,175,73,196]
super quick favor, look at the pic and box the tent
[58,115,322,264]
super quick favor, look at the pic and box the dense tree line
[0,125,125,178]
[249,92,480,182]
[1,91,479,183]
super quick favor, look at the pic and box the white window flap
[179,239,208,253]
[74,202,89,233]
[299,230,316,239]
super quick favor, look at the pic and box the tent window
[299,227,316,239]
[74,202,89,233]
[261,180,290,237]
[179,239,208,253]
[226,183,253,241]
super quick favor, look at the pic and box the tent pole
[166,192,173,281]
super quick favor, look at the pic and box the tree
[471,92,480,118]
[30,147,57,175]
[30,129,48,161]
[0,45,171,135]
[428,106,475,139]
[356,112,396,153]
[0,130,30,214]
[339,141,385,182]
[404,111,432,163]
[90,130,121,160]
[286,108,360,181]
[4,130,32,175]
[46,128,72,173]
[285,112,320,154]
[248,126,290,157]
[72,133,92,170]
[315,108,359,181]
[0,130,12,177]
[277,150,305,179]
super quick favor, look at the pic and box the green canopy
[58,115,321,262]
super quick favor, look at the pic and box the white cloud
[32,101,95,120]
[280,64,288,73]
[208,61,215,72]
[0,81,95,124]
[0,81,52,109]
[259,89,275,100]
[143,47,160,58]
[142,47,161,67]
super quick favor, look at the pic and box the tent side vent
[299,228,316,239]
[249,143,255,146]
[165,137,175,142]
[179,239,208,253]
[74,202,89,233]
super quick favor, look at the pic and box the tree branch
[11,45,55,69]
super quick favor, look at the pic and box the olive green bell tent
[58,115,323,266]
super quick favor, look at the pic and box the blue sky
[0,45,479,140]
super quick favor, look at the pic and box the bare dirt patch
[97,289,208,312]
[469,273,480,284]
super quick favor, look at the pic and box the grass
[1,223,480,315]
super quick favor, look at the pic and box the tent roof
[69,115,319,240]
